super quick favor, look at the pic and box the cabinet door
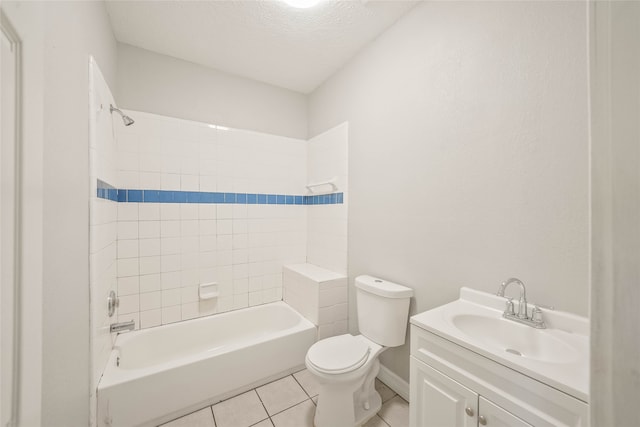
[410,357,478,427]
[478,397,533,427]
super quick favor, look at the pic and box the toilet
[305,275,413,427]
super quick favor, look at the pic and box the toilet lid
[307,335,371,374]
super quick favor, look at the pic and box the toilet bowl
[305,276,413,427]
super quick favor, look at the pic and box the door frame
[1,9,23,427]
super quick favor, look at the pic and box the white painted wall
[0,3,45,425]
[590,1,640,425]
[116,43,308,139]
[41,2,118,425]
[308,1,589,381]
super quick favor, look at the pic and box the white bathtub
[97,301,317,427]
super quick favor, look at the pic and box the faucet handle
[531,305,546,328]
[532,303,554,311]
[504,297,515,316]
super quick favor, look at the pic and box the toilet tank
[355,275,413,347]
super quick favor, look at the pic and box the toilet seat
[307,335,371,375]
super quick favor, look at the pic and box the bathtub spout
[110,320,135,333]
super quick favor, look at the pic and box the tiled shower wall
[307,123,348,275]
[113,112,309,329]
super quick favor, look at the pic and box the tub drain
[505,348,522,356]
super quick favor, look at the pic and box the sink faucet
[497,277,528,319]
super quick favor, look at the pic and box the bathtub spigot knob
[107,290,118,317]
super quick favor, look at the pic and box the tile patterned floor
[160,369,409,427]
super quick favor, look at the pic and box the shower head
[121,115,135,127]
[110,104,135,126]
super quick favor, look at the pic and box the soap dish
[199,282,219,300]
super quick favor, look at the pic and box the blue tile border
[96,179,118,202]
[96,179,343,205]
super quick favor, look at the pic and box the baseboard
[377,364,410,402]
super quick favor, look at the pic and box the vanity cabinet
[411,359,477,427]
[479,397,532,427]
[409,325,588,427]
[411,359,531,427]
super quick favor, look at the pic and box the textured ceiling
[105,0,418,93]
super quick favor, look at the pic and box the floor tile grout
[209,405,216,427]
[269,396,314,418]
[291,372,314,400]
[162,372,405,427]
[251,387,272,426]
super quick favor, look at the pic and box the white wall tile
[200,175,217,191]
[117,204,138,221]
[117,239,138,259]
[161,237,181,255]
[200,220,217,236]
[199,252,216,269]
[181,204,199,220]
[248,291,263,307]
[161,254,181,272]
[140,309,161,328]
[161,288,181,307]
[118,258,139,277]
[118,276,139,296]
[139,274,161,293]
[161,271,182,290]
[119,294,140,314]
[140,291,161,311]
[181,220,199,237]
[112,112,318,329]
[181,236,199,254]
[139,221,160,238]
[198,205,216,220]
[216,205,233,219]
[181,286,199,304]
[139,238,161,257]
[181,270,199,288]
[139,172,161,189]
[200,235,217,252]
[181,302,199,320]
[217,219,233,235]
[140,153,162,172]
[161,204,180,220]
[161,306,181,324]
[139,256,161,275]
[161,220,181,237]
[161,156,181,174]
[139,203,160,221]
[181,175,199,191]
[182,253,199,271]
[118,221,138,240]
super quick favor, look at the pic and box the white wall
[590,1,640,425]
[117,43,308,140]
[41,2,118,425]
[308,1,589,381]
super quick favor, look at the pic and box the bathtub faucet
[110,320,135,333]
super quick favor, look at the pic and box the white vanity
[409,287,589,427]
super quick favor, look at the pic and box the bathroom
[0,1,637,427]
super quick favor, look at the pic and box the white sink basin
[411,287,589,402]
[450,313,578,363]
